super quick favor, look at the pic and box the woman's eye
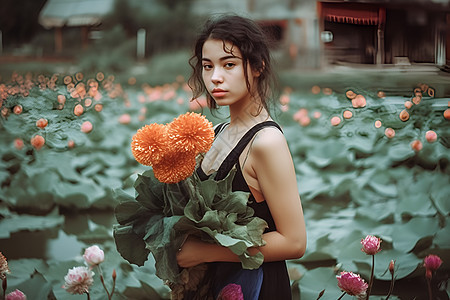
[202,64,212,70]
[225,62,235,68]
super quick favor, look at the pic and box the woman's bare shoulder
[252,126,287,150]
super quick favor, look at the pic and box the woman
[177,15,306,300]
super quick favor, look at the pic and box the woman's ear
[253,61,265,78]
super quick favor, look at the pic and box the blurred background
[1,0,450,91]
[0,0,449,299]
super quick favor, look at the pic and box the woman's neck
[228,97,271,127]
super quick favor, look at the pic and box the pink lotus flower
[336,271,368,297]
[63,266,94,295]
[83,245,105,266]
[361,235,381,255]
[6,289,27,300]
[424,254,442,272]
[217,283,244,300]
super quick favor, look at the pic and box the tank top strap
[215,120,282,180]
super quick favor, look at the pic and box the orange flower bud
[389,260,395,275]
[81,121,93,133]
[425,130,437,143]
[36,118,48,129]
[399,110,409,122]
[385,128,395,138]
[31,135,45,150]
[404,101,413,109]
[13,105,23,114]
[74,104,84,116]
[343,110,353,119]
[411,140,423,152]
[331,116,341,126]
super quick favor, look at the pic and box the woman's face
[201,39,258,107]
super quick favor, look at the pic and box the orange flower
[153,150,197,183]
[167,112,214,154]
[131,123,168,166]
[31,135,45,150]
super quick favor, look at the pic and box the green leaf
[298,267,343,299]
[0,211,64,238]
[392,217,440,252]
[113,224,150,266]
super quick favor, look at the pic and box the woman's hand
[176,236,211,268]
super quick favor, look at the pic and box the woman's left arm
[177,128,306,267]
[249,128,306,261]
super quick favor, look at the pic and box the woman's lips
[212,89,227,97]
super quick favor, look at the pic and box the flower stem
[337,292,346,300]
[2,277,7,300]
[366,255,375,300]
[427,277,432,300]
[110,271,116,299]
[385,273,395,300]
[98,266,111,300]
[86,292,91,300]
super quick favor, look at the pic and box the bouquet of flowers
[113,112,267,299]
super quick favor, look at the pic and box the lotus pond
[0,70,449,299]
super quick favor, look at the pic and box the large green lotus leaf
[392,217,440,252]
[356,201,396,223]
[143,215,185,282]
[367,169,398,197]
[297,175,328,201]
[373,249,422,280]
[0,211,64,238]
[134,170,165,211]
[433,221,450,248]
[115,201,148,225]
[54,178,106,208]
[298,267,343,300]
[387,142,415,162]
[30,151,81,182]
[430,175,450,215]
[301,251,336,263]
[344,134,376,154]
[10,270,53,299]
[6,258,48,287]
[326,170,358,196]
[397,191,436,216]
[307,140,351,168]
[94,173,123,189]
[113,224,150,266]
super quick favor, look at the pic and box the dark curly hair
[188,14,278,116]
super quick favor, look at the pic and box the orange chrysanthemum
[167,112,214,154]
[152,150,197,184]
[131,123,168,166]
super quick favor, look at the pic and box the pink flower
[6,289,27,300]
[63,266,94,295]
[217,283,244,300]
[81,121,93,133]
[336,271,368,297]
[83,245,105,266]
[0,251,10,280]
[424,254,442,272]
[361,235,381,255]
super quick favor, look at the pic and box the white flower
[83,245,105,266]
[63,266,94,295]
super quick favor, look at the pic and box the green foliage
[114,168,267,284]
[0,71,448,298]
